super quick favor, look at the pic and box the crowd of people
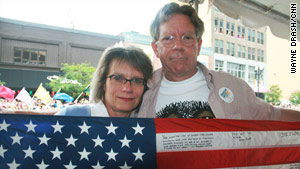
[0,97,89,111]
[276,103,300,111]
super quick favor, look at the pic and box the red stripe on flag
[157,146,300,169]
[154,118,300,168]
[154,118,300,133]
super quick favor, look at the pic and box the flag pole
[74,83,90,103]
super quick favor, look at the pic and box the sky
[0,0,169,36]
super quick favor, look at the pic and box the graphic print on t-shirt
[156,101,215,119]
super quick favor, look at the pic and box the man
[138,2,300,121]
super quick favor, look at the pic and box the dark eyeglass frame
[107,74,146,86]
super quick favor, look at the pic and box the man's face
[152,14,202,81]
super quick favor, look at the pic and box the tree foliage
[265,85,282,105]
[290,90,300,105]
[47,63,95,99]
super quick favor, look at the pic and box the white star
[0,145,7,158]
[106,148,118,161]
[0,119,11,131]
[36,160,49,169]
[92,135,105,148]
[11,132,23,145]
[78,148,91,160]
[51,146,63,160]
[119,135,132,148]
[92,161,105,169]
[38,133,50,146]
[25,120,37,133]
[132,148,145,161]
[78,121,91,134]
[7,159,20,169]
[105,122,118,135]
[119,162,132,169]
[24,145,35,159]
[132,123,144,135]
[66,134,78,147]
[51,121,64,133]
[64,161,76,169]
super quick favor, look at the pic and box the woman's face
[104,59,145,117]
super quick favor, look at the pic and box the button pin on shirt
[218,87,234,103]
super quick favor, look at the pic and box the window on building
[215,60,224,71]
[38,51,46,64]
[237,44,241,57]
[237,26,241,38]
[214,39,219,53]
[242,46,246,58]
[214,18,225,34]
[226,42,230,56]
[30,52,38,64]
[14,48,22,62]
[242,27,245,39]
[226,22,230,35]
[22,50,30,64]
[257,32,261,44]
[231,43,235,56]
[219,20,224,33]
[227,62,245,80]
[257,49,261,61]
[248,66,256,85]
[214,18,218,32]
[215,39,224,54]
[261,50,264,62]
[248,28,251,41]
[248,47,251,59]
[220,40,224,54]
[231,23,235,36]
[14,47,46,65]
[261,33,264,45]
[252,48,256,60]
[252,30,255,42]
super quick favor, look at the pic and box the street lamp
[255,66,264,97]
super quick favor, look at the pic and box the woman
[55,46,153,117]
[1,46,153,117]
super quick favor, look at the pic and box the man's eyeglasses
[158,34,196,48]
[107,74,146,87]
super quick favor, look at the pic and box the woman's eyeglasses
[107,74,146,87]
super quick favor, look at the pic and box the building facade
[212,7,267,94]
[0,17,122,91]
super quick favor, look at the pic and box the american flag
[0,114,156,169]
[1,114,300,169]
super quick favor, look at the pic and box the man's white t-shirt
[155,67,215,118]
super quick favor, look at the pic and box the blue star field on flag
[0,114,157,169]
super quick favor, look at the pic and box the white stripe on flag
[156,130,300,152]
[222,162,300,169]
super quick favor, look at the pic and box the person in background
[137,2,300,121]
[1,46,153,117]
